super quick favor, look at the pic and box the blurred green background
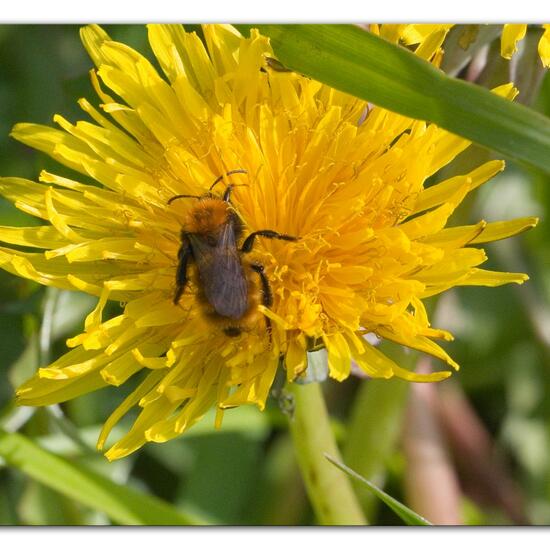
[0,24,549,525]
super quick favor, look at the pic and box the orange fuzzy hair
[184,197,231,235]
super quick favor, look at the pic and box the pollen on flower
[0,23,538,460]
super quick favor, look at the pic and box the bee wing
[209,248,249,319]
[189,222,249,319]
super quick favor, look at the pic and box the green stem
[286,382,367,525]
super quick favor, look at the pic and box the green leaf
[0,430,208,525]
[242,25,550,175]
[325,454,432,525]
[343,377,409,519]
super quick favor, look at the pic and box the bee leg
[241,230,299,253]
[174,242,192,305]
[250,263,273,343]
[222,184,234,203]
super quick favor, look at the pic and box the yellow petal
[470,216,539,244]
[492,82,519,101]
[285,334,308,379]
[399,24,453,46]
[324,331,351,381]
[421,221,487,249]
[501,24,527,59]
[346,335,393,379]
[413,29,448,61]
[97,369,165,450]
[17,368,107,406]
[538,24,550,68]
[0,225,63,249]
[391,365,452,382]
[414,161,505,215]
[457,268,529,286]
[79,24,112,68]
[377,325,460,371]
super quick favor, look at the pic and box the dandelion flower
[0,24,537,460]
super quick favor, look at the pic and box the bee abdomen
[212,296,249,319]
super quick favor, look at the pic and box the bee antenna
[209,169,248,192]
[167,194,201,205]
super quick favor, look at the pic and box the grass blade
[325,453,432,525]
[0,430,208,525]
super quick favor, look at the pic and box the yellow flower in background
[371,23,453,65]
[0,25,537,460]
[501,24,550,68]
[373,23,454,48]
[380,22,550,68]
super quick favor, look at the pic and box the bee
[168,170,299,338]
